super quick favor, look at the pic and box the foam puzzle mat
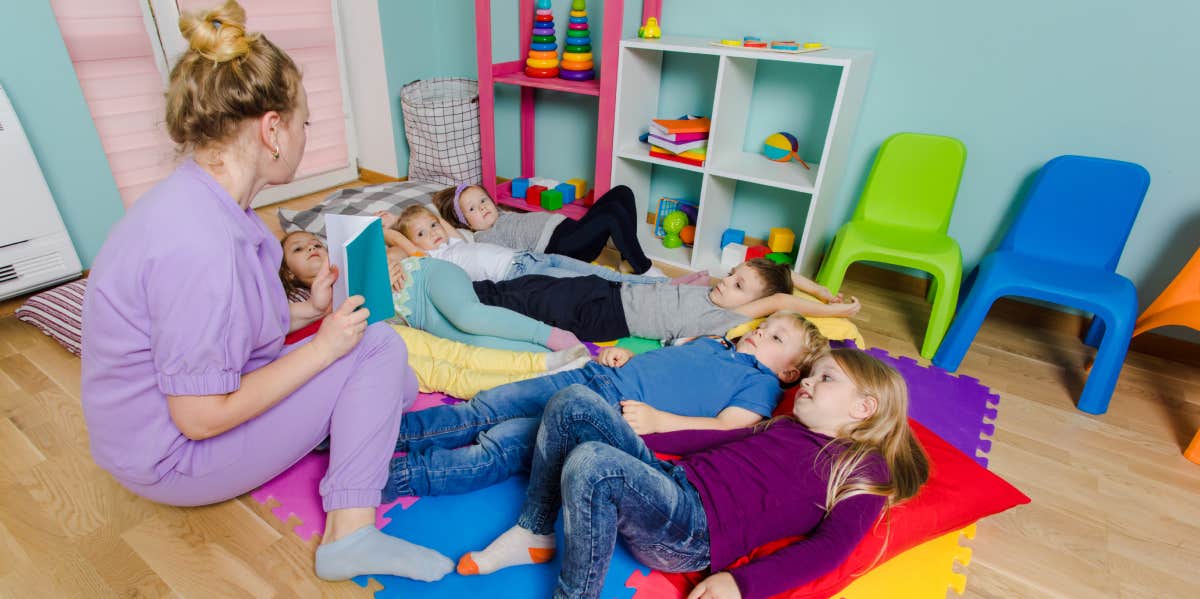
[251,344,1000,598]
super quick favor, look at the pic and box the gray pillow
[278,180,447,238]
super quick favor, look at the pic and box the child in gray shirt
[472,258,861,341]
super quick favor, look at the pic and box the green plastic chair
[816,132,967,358]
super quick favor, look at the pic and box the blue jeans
[385,362,624,499]
[506,251,666,285]
[521,386,710,599]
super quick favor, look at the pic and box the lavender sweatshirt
[643,421,889,599]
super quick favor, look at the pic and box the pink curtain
[177,0,350,181]
[50,0,177,207]
[51,0,351,207]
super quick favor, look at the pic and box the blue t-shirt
[605,337,782,417]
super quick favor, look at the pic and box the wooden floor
[1,182,1198,598]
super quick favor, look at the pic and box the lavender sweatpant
[121,323,415,512]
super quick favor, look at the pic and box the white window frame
[142,0,359,207]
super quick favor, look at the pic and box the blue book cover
[324,214,395,325]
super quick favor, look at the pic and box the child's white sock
[314,526,454,582]
[457,525,556,576]
[545,344,591,370]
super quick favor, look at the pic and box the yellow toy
[638,16,662,38]
[768,227,795,253]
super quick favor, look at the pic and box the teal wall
[379,1,1200,334]
[0,1,124,268]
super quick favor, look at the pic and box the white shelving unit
[610,36,873,276]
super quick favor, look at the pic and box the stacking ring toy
[532,27,555,36]
[560,59,594,71]
[561,51,593,62]
[525,66,560,77]
[530,41,556,51]
[526,57,559,69]
[558,69,594,81]
[528,50,558,60]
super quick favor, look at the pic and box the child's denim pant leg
[516,385,710,599]
[386,363,619,498]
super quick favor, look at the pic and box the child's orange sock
[457,525,555,576]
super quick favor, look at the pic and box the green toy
[765,252,794,266]
[661,211,688,248]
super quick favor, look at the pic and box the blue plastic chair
[932,155,1150,415]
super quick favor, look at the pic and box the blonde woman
[80,1,451,583]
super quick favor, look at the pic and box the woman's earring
[272,146,281,161]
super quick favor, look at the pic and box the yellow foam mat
[835,524,975,598]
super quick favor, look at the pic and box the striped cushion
[15,279,86,357]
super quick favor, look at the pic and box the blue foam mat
[357,475,644,598]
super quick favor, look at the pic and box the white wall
[337,0,397,177]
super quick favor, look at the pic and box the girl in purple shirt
[80,2,452,585]
[455,349,930,599]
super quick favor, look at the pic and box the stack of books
[643,115,710,167]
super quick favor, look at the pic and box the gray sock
[314,526,454,582]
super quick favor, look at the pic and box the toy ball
[762,132,799,162]
[680,225,696,246]
[661,211,689,249]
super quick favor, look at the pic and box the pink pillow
[15,279,86,356]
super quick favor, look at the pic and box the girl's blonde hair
[395,205,439,238]
[820,348,929,511]
[166,0,301,151]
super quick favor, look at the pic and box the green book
[324,214,395,325]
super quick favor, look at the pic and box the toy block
[531,177,560,189]
[745,245,770,261]
[721,242,748,271]
[527,185,547,206]
[765,252,794,265]
[720,228,745,248]
[566,178,588,199]
[555,183,577,204]
[768,227,795,254]
[540,189,564,210]
[511,177,530,199]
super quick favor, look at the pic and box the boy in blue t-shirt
[383,312,829,500]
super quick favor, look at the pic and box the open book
[324,214,395,326]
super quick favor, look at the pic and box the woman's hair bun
[178,0,258,63]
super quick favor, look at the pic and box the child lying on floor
[383,311,829,499]
[473,257,861,342]
[377,205,695,285]
[459,349,930,599]
[434,183,663,276]
[280,232,589,398]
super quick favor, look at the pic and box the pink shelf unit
[476,0,652,219]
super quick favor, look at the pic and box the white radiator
[0,84,83,300]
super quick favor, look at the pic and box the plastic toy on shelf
[638,16,662,38]
[661,211,688,248]
[560,0,596,81]
[763,132,811,169]
[525,0,560,78]
[710,38,828,54]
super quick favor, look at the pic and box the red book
[650,146,704,167]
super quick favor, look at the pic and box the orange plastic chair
[1132,246,1200,464]
[1133,246,1200,337]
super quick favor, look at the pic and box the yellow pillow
[725,291,867,348]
